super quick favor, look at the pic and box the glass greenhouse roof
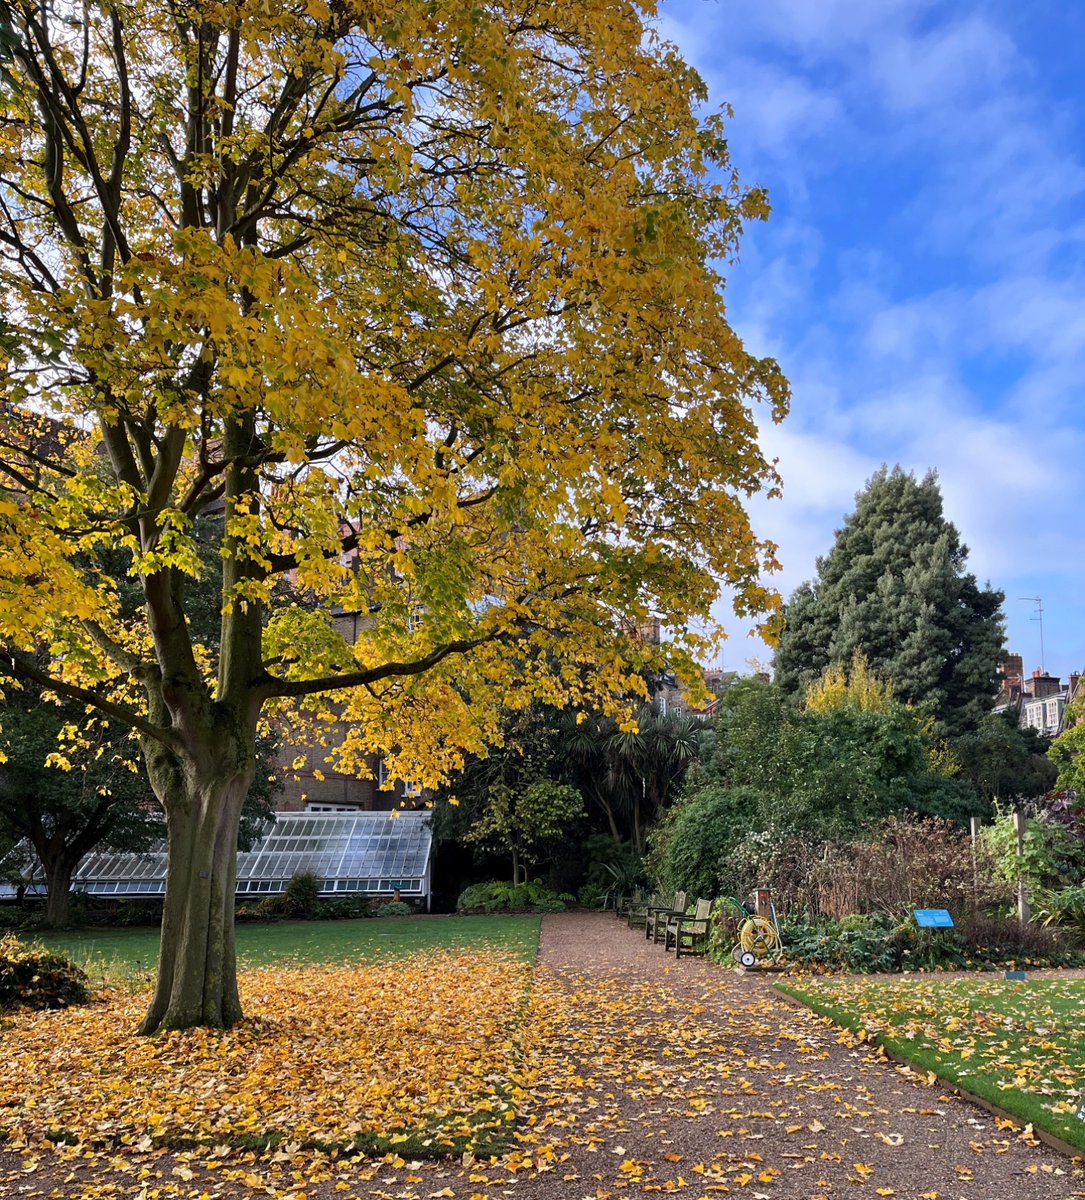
[65,810,433,899]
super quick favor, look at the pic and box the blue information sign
[914,908,954,928]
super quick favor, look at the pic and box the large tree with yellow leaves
[0,0,787,1032]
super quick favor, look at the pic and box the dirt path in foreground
[502,910,1084,1200]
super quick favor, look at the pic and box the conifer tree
[773,467,1004,737]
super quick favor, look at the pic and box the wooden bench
[615,889,645,921]
[646,891,687,944]
[666,897,713,957]
[626,891,658,930]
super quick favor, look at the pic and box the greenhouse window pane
[63,810,431,900]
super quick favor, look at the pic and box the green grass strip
[777,975,1085,1155]
[36,913,542,983]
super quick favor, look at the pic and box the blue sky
[659,0,1085,683]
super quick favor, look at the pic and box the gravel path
[1,911,1082,1200]
[510,911,1084,1200]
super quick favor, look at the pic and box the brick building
[994,652,1082,738]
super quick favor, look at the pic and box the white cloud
[716,59,846,161]
[661,0,1085,677]
[728,0,938,56]
[870,16,1017,114]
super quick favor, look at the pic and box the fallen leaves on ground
[783,975,1085,1153]
[1,950,530,1153]
[2,921,1084,1200]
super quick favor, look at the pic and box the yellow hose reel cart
[727,887,782,968]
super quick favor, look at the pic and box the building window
[378,759,420,798]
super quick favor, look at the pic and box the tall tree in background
[0,0,787,1031]
[773,467,1004,737]
[437,703,583,884]
[699,672,978,842]
[954,710,1057,809]
[563,706,703,853]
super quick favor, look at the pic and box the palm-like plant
[562,705,704,852]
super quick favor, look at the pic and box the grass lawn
[37,913,541,982]
[779,974,1085,1153]
[4,915,544,1156]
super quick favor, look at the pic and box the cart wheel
[739,950,758,969]
[732,944,745,963]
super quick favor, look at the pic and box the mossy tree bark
[42,857,76,929]
[139,752,254,1034]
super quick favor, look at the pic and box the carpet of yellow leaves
[0,951,530,1153]
[4,918,1085,1200]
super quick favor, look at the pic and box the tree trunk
[593,789,622,843]
[139,769,252,1034]
[632,777,644,855]
[42,857,75,929]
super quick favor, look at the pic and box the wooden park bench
[646,890,687,944]
[627,891,659,931]
[666,897,713,958]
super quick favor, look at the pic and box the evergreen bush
[574,835,647,908]
[310,897,371,920]
[280,871,322,917]
[456,879,572,912]
[652,784,762,900]
[770,912,1084,974]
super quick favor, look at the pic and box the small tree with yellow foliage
[803,651,894,715]
[805,651,959,780]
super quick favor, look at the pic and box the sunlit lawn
[38,913,541,984]
[780,974,1085,1153]
[5,915,543,1156]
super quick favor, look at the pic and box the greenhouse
[3,810,434,909]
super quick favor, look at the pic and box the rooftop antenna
[1020,596,1046,673]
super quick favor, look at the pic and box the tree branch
[260,634,496,700]
[0,651,179,751]
[80,619,154,678]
